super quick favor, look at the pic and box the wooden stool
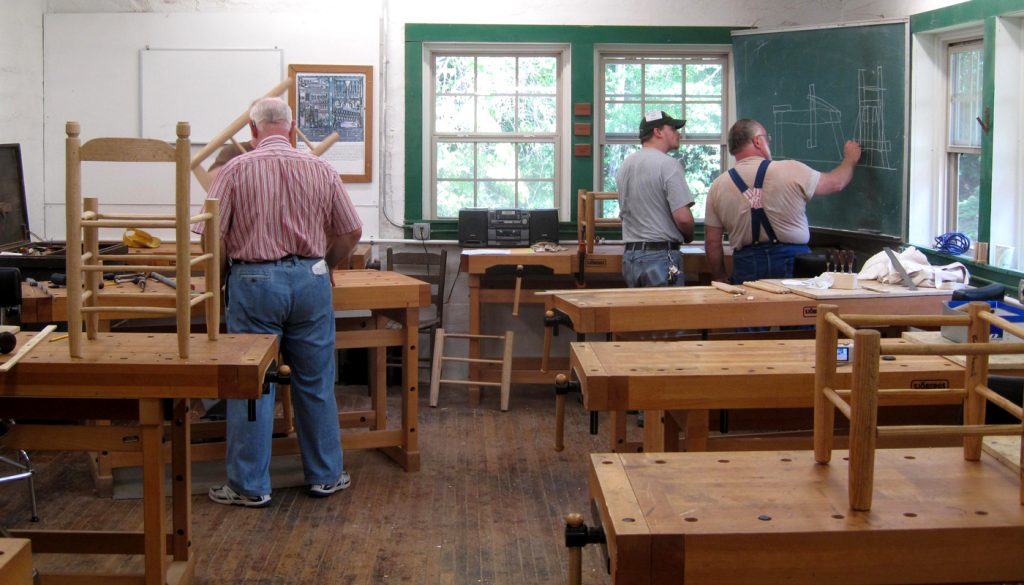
[429,328,514,411]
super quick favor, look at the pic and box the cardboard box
[940,300,1024,343]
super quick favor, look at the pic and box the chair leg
[429,328,446,408]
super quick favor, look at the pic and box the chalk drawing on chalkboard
[853,66,895,170]
[772,84,846,164]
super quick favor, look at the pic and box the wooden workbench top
[572,338,964,411]
[0,331,276,399]
[590,449,1024,584]
[330,269,430,310]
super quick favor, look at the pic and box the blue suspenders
[727,159,778,245]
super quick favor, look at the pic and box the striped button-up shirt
[199,135,361,262]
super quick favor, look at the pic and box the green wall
[404,23,736,240]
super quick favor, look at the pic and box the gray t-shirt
[616,148,695,242]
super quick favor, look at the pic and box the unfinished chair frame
[813,302,1024,511]
[576,189,620,254]
[430,328,514,411]
[65,121,220,359]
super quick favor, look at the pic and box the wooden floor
[1,382,611,584]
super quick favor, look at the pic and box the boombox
[458,208,558,247]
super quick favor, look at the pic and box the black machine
[458,208,559,248]
[0,143,127,281]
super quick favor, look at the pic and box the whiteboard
[140,48,282,143]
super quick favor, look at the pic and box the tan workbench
[0,331,277,585]
[569,338,971,453]
[587,449,1024,585]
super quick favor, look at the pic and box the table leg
[139,398,167,585]
[610,410,628,452]
[371,314,387,431]
[683,409,710,452]
[642,409,666,453]
[383,307,421,472]
[171,398,191,561]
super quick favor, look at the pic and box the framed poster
[288,64,373,182]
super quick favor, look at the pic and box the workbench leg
[642,409,666,453]
[171,399,191,562]
[371,314,387,431]
[468,275,482,405]
[610,410,628,452]
[383,307,421,472]
[683,410,709,452]
[139,398,167,585]
[663,410,681,452]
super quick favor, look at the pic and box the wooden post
[83,197,100,340]
[512,265,524,316]
[171,398,191,561]
[205,198,221,340]
[139,398,167,585]
[814,304,840,463]
[963,302,991,461]
[541,310,554,373]
[66,121,83,358]
[848,328,881,511]
[565,513,584,585]
[500,330,515,411]
[554,373,567,452]
[175,122,192,359]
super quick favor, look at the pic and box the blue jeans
[622,249,686,287]
[730,243,811,285]
[224,257,342,496]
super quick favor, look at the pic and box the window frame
[943,38,984,240]
[594,44,731,220]
[422,42,571,220]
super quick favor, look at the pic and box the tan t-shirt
[704,156,821,251]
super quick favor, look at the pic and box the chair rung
[441,356,503,365]
[440,332,507,341]
[438,378,502,388]
[876,423,1022,438]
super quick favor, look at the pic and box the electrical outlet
[413,223,430,241]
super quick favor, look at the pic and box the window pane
[435,56,474,94]
[519,57,557,94]
[602,144,641,192]
[604,102,642,135]
[477,56,516,95]
[604,63,642,98]
[478,143,516,179]
[436,180,475,218]
[676,144,722,219]
[479,181,516,208]
[436,142,474,179]
[436,96,473,132]
[955,152,980,241]
[948,47,983,147]
[517,142,554,179]
[645,64,682,96]
[686,64,722,97]
[477,95,516,132]
[519,181,555,209]
[518,97,557,133]
[684,103,722,135]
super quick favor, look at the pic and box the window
[426,45,569,218]
[945,40,983,243]
[597,49,729,219]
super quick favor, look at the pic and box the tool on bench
[0,325,58,373]
[883,247,917,291]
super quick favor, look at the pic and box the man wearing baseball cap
[616,110,696,288]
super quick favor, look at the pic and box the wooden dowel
[813,304,840,463]
[879,341,1024,355]
[81,219,177,228]
[81,211,97,220]
[848,328,881,512]
[823,386,852,419]
[512,264,524,316]
[979,310,1024,340]
[555,393,566,452]
[94,212,177,220]
[439,332,508,341]
[824,312,858,339]
[743,280,789,294]
[81,265,190,273]
[80,251,93,262]
[711,281,746,295]
[96,254,179,262]
[188,292,214,307]
[188,253,214,266]
[81,306,177,315]
[0,325,58,372]
[974,384,1024,421]
[311,131,340,156]
[541,312,553,373]
[877,424,1022,438]
[842,314,969,327]
[835,388,967,403]
[191,77,293,168]
[439,378,503,388]
[295,128,316,150]
[437,356,504,365]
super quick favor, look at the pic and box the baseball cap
[639,110,686,139]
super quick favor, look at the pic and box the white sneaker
[309,471,351,497]
[208,484,271,508]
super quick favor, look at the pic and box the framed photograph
[288,64,373,183]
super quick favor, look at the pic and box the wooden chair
[386,247,448,365]
[430,328,514,411]
[65,121,220,359]
[576,189,620,253]
[813,303,1024,511]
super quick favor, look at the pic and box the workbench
[586,449,1024,585]
[459,244,725,396]
[0,331,277,585]
[568,338,996,453]
[19,269,430,491]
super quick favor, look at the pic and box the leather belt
[624,241,680,251]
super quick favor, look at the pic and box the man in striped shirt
[200,97,362,508]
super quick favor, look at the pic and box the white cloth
[857,246,970,288]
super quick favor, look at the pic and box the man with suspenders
[704,118,861,284]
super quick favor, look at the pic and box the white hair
[249,97,292,128]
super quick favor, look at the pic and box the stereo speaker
[458,208,489,247]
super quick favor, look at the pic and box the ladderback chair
[386,248,448,367]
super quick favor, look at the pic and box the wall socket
[412,222,430,241]
[1018,278,1024,302]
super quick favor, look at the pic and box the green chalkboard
[733,22,907,239]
